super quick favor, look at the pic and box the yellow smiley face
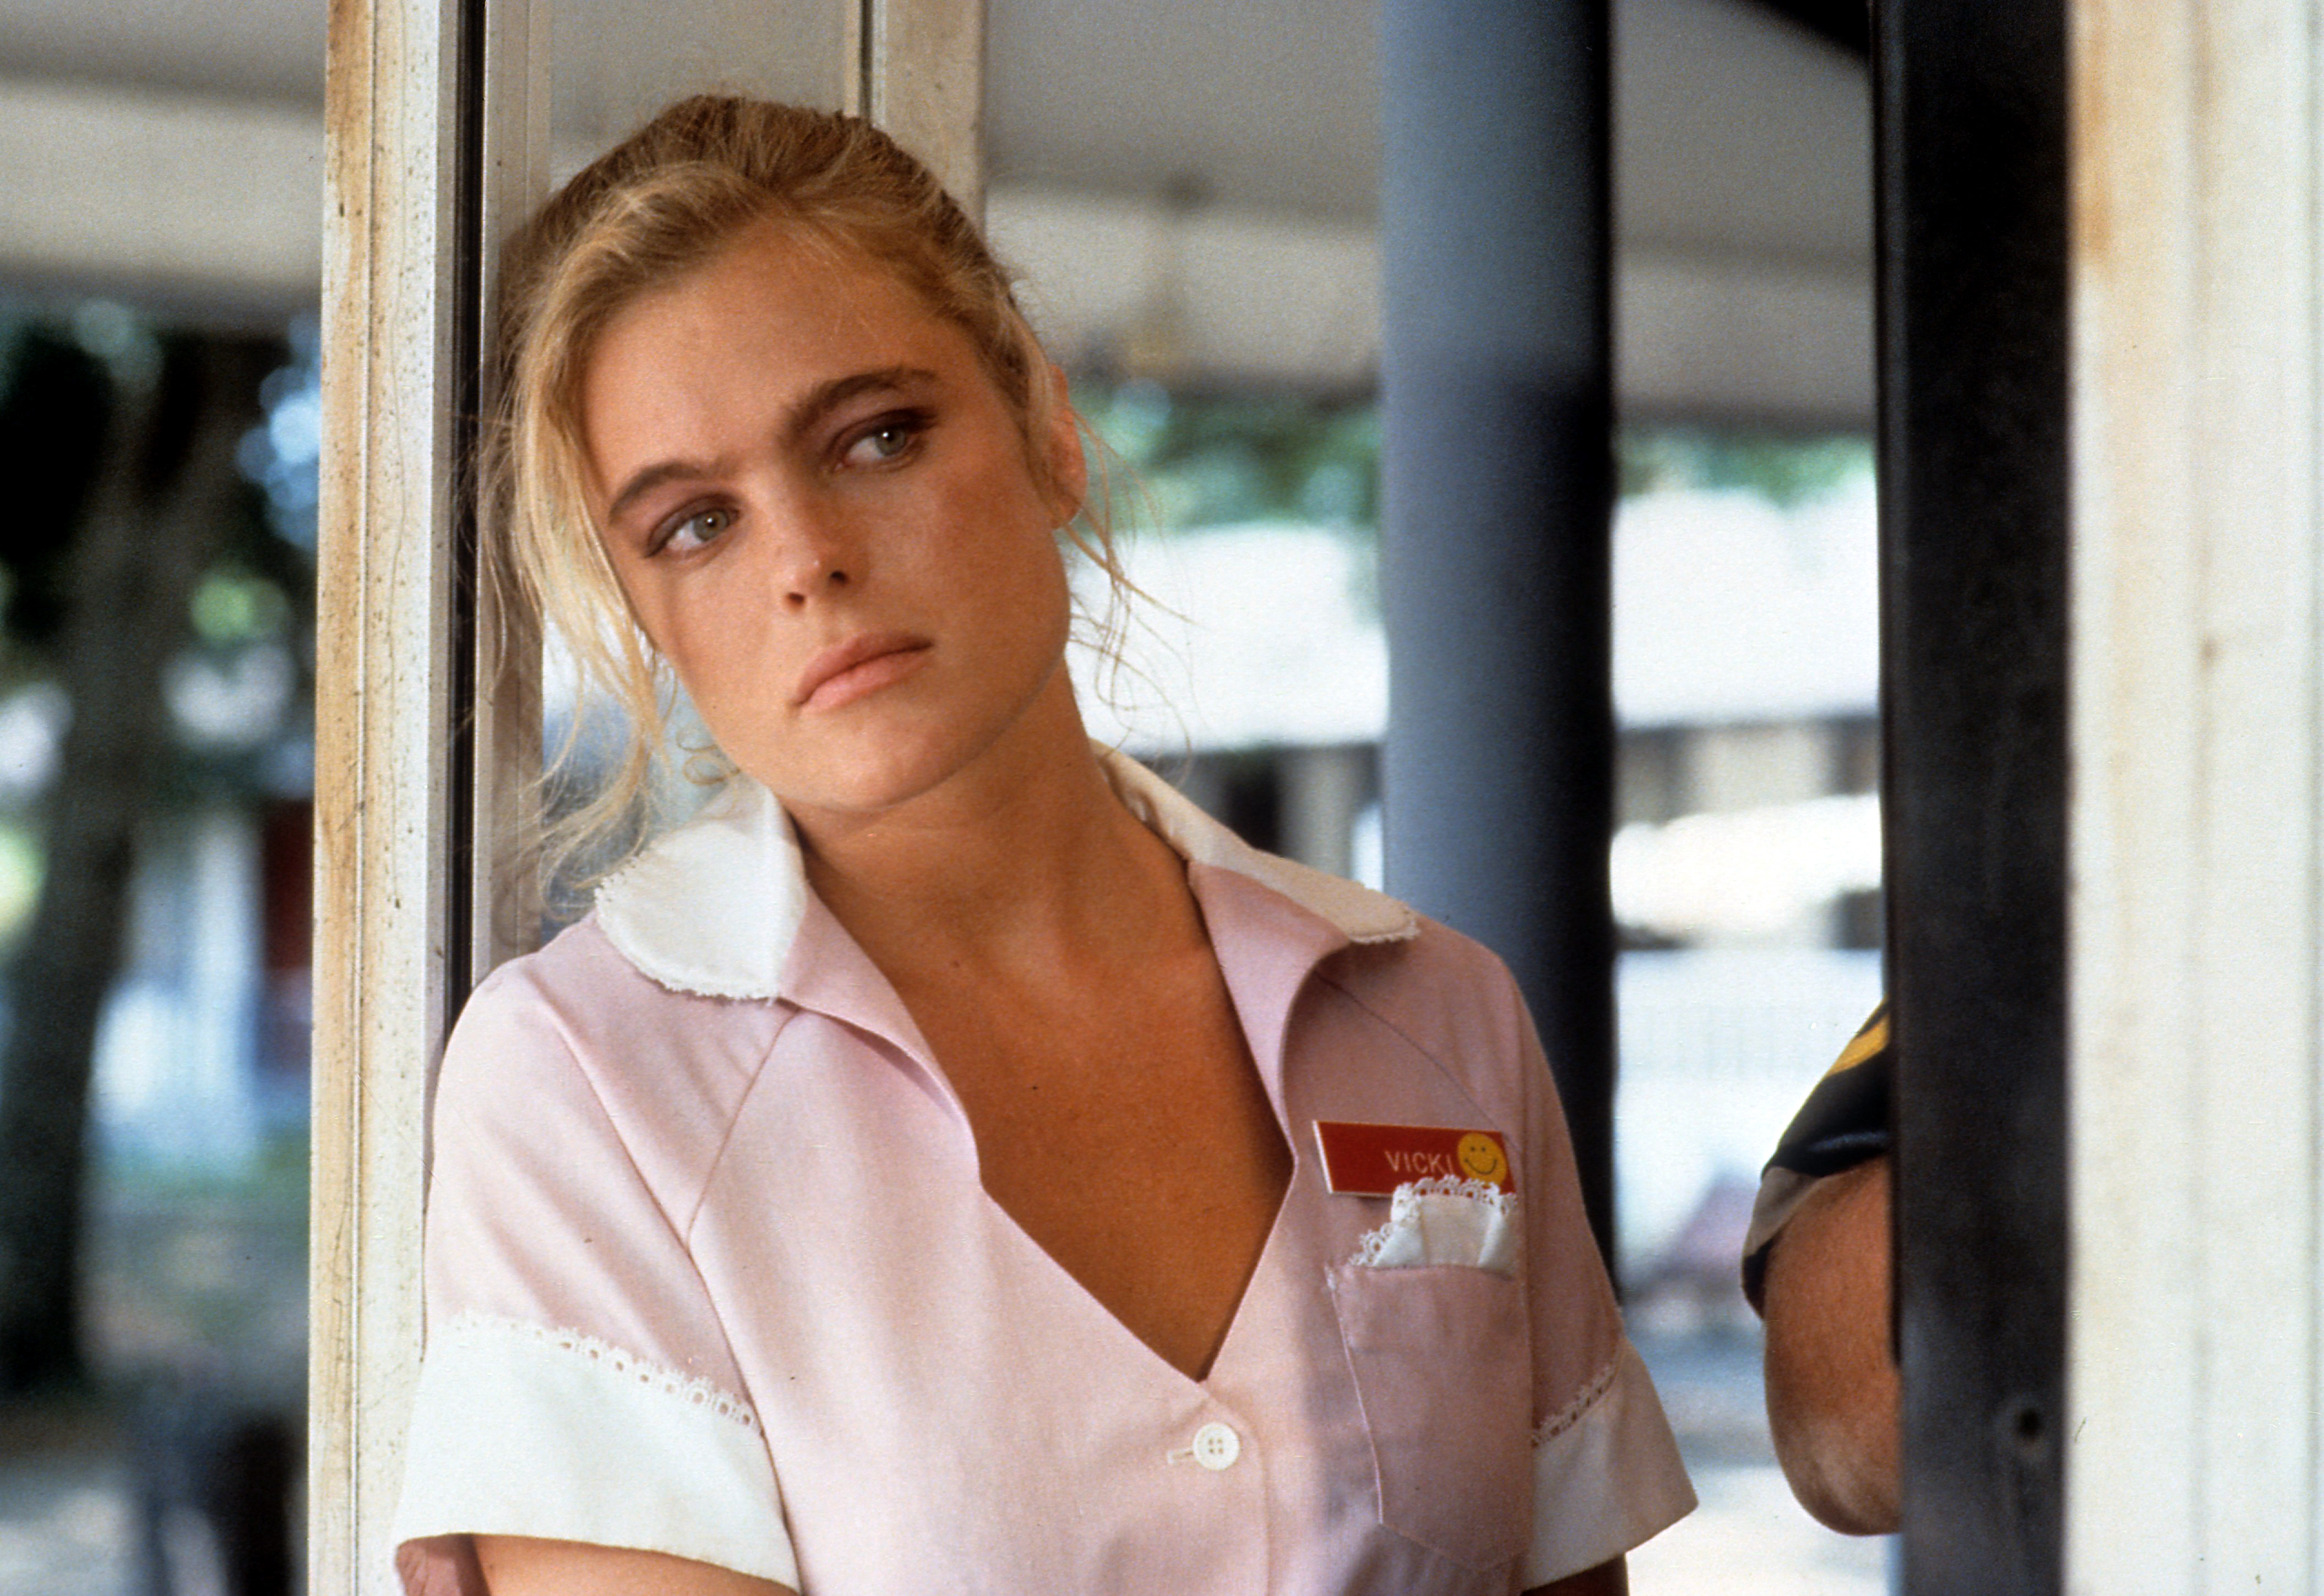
[1456,1132,1507,1185]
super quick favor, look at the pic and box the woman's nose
[775,548,851,609]
[764,497,857,608]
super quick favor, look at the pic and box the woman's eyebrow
[603,365,941,527]
[606,458,714,527]
[779,364,940,447]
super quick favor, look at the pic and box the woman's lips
[794,634,932,711]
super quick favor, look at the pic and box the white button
[1191,1421,1240,1470]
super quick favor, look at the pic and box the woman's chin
[739,727,988,826]
[729,669,1085,829]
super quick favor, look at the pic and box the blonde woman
[390,97,1693,1596]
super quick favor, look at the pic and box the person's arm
[474,1536,797,1596]
[474,1536,1625,1596]
[1759,1154,1901,1534]
[1527,1553,1628,1594]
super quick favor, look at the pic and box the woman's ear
[1040,361,1089,522]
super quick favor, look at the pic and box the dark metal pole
[1877,0,2070,1588]
[1378,0,1617,1265]
[444,0,488,1027]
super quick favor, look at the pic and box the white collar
[593,745,1418,1000]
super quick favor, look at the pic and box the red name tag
[1312,1120,1514,1195]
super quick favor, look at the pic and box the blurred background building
[0,0,1884,1589]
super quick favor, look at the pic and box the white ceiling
[986,0,1380,220]
[0,0,326,104]
[0,0,1871,418]
[0,0,1865,257]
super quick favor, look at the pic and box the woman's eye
[841,416,923,467]
[659,507,733,555]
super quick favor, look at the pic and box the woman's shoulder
[442,914,791,1165]
[1313,912,1545,1111]
[451,914,700,1060]
[1322,910,1528,1031]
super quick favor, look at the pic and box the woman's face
[579,221,1086,824]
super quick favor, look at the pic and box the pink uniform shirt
[394,752,1693,1594]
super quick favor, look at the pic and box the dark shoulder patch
[1766,1003,1892,1179]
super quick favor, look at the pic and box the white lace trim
[1518,1339,1695,1584]
[436,1311,761,1435]
[1348,1176,1521,1271]
[1531,1347,1621,1448]
[1406,1174,1520,1213]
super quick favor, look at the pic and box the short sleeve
[1498,966,1697,1586]
[1741,1003,1893,1312]
[390,963,798,1594]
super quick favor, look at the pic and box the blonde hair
[490,96,1128,892]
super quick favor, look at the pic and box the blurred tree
[0,325,277,1391]
[1077,380,1383,534]
[1616,423,1874,506]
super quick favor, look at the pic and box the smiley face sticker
[1455,1132,1509,1186]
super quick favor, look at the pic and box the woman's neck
[788,683,1203,989]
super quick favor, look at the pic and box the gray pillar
[1281,745,1369,880]
[1378,0,1616,1262]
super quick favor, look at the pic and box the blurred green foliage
[1075,380,1873,537]
[1616,425,1874,506]
[1077,380,1381,532]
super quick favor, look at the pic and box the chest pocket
[1328,1261,1534,1571]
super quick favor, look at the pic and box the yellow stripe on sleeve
[1826,1005,1890,1077]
